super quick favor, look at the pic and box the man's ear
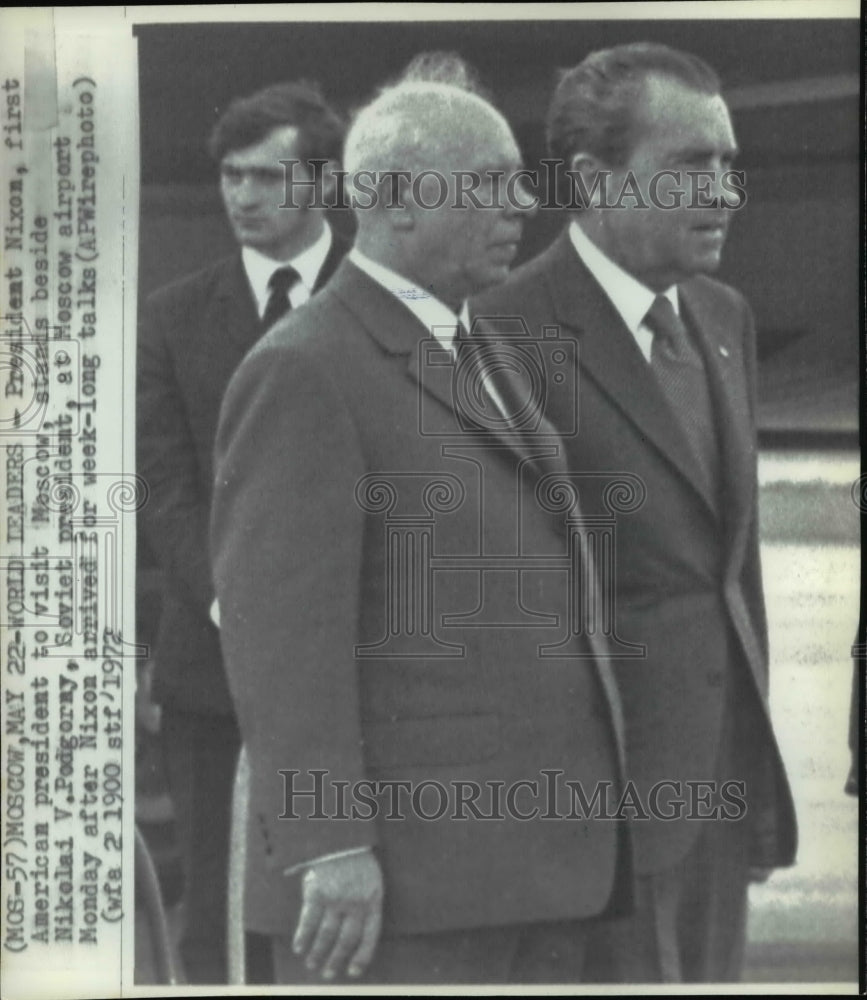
[568,151,607,209]
[384,200,415,233]
[378,172,415,233]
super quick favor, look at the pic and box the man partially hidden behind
[472,42,798,982]
[137,81,347,982]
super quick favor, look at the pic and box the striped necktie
[645,294,720,504]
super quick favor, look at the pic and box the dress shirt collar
[349,247,465,353]
[568,220,679,347]
[242,221,333,317]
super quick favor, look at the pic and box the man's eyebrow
[668,142,740,161]
[221,163,285,174]
[473,160,524,175]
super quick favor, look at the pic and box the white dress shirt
[568,220,679,363]
[242,221,333,317]
[346,249,514,419]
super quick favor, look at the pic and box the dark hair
[547,42,721,167]
[398,51,490,99]
[207,81,345,170]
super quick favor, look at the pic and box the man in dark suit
[211,78,630,985]
[137,81,347,983]
[472,43,798,982]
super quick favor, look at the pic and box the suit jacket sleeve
[739,294,771,672]
[137,291,215,617]
[211,336,378,869]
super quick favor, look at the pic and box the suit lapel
[406,325,569,481]
[680,282,756,558]
[213,254,261,356]
[543,232,719,520]
[492,361,569,479]
[314,227,350,292]
[331,261,567,481]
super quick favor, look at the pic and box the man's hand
[292,851,384,980]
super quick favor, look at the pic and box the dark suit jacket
[137,231,347,715]
[472,230,798,875]
[210,260,630,936]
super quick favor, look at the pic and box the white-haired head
[343,81,515,207]
[342,79,533,309]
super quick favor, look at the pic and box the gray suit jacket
[211,260,632,935]
[472,231,798,875]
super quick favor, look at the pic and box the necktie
[645,294,720,504]
[459,330,523,431]
[261,265,300,331]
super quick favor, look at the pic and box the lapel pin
[718,345,729,358]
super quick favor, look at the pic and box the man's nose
[715,164,745,210]
[707,169,726,207]
[703,163,740,210]
[230,173,260,206]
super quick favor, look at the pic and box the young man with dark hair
[137,79,348,983]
